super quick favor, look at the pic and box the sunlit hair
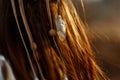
[0,0,109,80]
[50,0,109,80]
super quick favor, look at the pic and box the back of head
[0,0,109,80]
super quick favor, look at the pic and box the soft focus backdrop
[73,0,120,80]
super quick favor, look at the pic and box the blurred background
[73,0,120,80]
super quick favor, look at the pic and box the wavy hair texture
[0,0,109,80]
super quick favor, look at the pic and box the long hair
[0,0,109,80]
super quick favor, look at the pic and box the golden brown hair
[0,0,109,80]
[50,0,109,80]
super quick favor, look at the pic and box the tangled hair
[0,0,109,80]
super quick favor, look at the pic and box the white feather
[56,15,66,41]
